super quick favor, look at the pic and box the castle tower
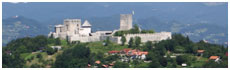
[63,19,81,35]
[55,25,64,33]
[80,20,92,36]
[120,14,133,30]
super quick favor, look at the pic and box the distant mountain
[2,2,228,46]
[3,2,227,26]
[44,15,227,46]
[2,16,49,46]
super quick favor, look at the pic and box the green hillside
[2,34,228,68]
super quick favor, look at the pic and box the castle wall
[124,32,172,43]
[69,35,100,42]
[79,27,91,36]
[49,16,172,45]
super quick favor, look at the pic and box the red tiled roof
[108,50,120,54]
[95,60,101,64]
[142,52,148,55]
[88,64,91,67]
[109,63,114,66]
[209,56,219,60]
[122,48,132,53]
[197,50,205,53]
[102,64,109,68]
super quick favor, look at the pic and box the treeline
[2,33,228,68]
[2,35,61,68]
[114,24,155,36]
[144,34,228,68]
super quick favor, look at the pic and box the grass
[191,57,208,68]
[87,41,128,54]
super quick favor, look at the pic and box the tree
[176,55,188,65]
[159,57,168,67]
[104,37,111,46]
[174,46,186,53]
[113,62,129,68]
[45,46,55,55]
[55,38,61,45]
[144,41,153,51]
[53,44,90,68]
[37,53,43,59]
[105,55,119,63]
[128,37,134,48]
[134,36,141,49]
[148,30,155,33]
[149,58,162,68]
[134,24,140,33]
[203,60,227,68]
[121,36,126,46]
[31,63,42,68]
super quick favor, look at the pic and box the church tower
[120,14,133,30]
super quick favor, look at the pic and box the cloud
[8,2,28,4]
[203,2,227,6]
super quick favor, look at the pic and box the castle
[48,14,172,44]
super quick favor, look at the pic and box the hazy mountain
[2,16,49,46]
[2,2,228,46]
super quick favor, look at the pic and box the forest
[2,33,228,68]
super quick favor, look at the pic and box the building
[48,14,171,44]
[197,50,205,56]
[209,56,221,63]
[109,48,149,60]
[120,14,133,30]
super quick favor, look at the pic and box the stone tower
[63,19,81,35]
[120,14,133,30]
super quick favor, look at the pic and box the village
[3,13,228,68]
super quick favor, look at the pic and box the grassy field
[87,41,128,54]
[191,57,208,68]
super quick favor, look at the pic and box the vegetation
[121,36,126,46]
[114,24,155,36]
[54,44,90,68]
[2,33,228,68]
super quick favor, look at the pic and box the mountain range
[2,2,228,46]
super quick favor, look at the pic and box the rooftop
[95,60,101,64]
[209,56,219,60]
[82,20,91,26]
[197,50,205,53]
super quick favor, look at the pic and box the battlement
[64,19,81,23]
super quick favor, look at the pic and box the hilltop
[2,34,228,68]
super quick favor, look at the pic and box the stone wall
[124,32,172,44]
[69,35,100,42]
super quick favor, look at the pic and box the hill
[2,16,49,46]
[2,34,228,68]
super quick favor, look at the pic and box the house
[209,56,221,63]
[5,51,12,55]
[51,46,62,50]
[102,64,109,68]
[108,50,120,55]
[182,63,187,67]
[88,64,91,68]
[95,60,101,64]
[140,52,148,60]
[121,48,148,60]
[108,48,149,62]
[197,50,205,56]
